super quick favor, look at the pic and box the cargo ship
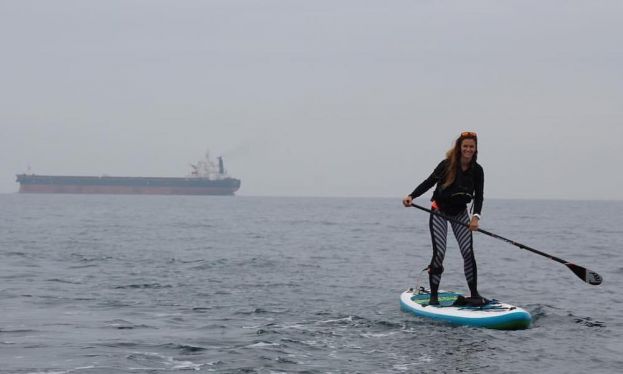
[16,153,241,195]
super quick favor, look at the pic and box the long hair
[441,132,478,188]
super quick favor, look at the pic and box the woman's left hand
[469,217,480,231]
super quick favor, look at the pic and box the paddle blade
[566,263,603,285]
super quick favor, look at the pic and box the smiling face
[461,138,477,162]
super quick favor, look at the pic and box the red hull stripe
[19,184,237,195]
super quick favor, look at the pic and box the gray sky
[1,0,622,200]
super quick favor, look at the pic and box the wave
[528,304,606,328]
[315,314,402,330]
[126,351,207,371]
[113,283,173,289]
[45,278,82,284]
[104,319,157,330]
[157,342,208,353]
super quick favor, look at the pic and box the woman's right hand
[402,195,413,207]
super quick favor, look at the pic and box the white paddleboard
[400,287,531,330]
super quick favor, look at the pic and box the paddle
[410,203,603,285]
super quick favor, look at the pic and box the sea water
[0,194,621,373]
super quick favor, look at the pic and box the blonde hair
[442,133,478,188]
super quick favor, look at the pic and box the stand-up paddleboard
[400,287,531,330]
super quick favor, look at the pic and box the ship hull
[16,175,241,196]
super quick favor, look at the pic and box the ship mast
[218,156,225,175]
[188,151,228,180]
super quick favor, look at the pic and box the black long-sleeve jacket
[409,159,484,216]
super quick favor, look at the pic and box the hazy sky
[1,0,622,200]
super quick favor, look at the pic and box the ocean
[0,194,621,373]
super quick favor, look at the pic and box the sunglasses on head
[461,131,477,137]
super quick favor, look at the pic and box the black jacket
[409,159,484,216]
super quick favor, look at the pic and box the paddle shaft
[410,203,571,266]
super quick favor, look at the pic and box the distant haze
[2,0,622,200]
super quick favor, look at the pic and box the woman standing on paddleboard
[402,131,484,305]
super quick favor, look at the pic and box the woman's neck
[461,158,472,170]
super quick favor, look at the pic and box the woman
[402,131,485,306]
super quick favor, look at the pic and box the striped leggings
[428,209,479,298]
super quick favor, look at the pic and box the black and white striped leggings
[428,209,479,297]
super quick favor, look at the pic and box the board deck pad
[400,287,531,330]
